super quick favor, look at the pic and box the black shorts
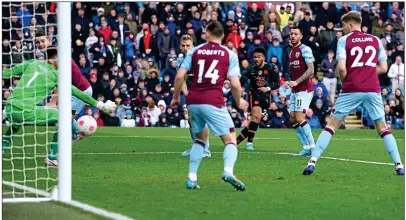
[249,92,270,111]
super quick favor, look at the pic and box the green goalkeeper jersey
[2,59,97,110]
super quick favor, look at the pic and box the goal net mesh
[2,2,58,199]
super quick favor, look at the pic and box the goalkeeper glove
[97,100,117,114]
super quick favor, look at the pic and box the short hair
[206,21,224,38]
[35,28,46,37]
[291,26,302,33]
[341,11,362,24]
[180,35,193,42]
[253,47,266,56]
[44,47,58,60]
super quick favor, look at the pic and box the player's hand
[258,87,269,93]
[288,81,298,87]
[170,97,180,109]
[284,81,289,86]
[45,103,57,109]
[236,98,248,112]
[97,100,117,114]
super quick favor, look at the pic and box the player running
[171,21,248,190]
[303,11,404,175]
[287,27,316,156]
[34,29,93,141]
[178,35,211,158]
[237,47,280,150]
[1,48,116,167]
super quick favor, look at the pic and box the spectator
[230,109,242,128]
[248,3,263,28]
[104,112,120,126]
[381,24,396,50]
[303,25,321,71]
[388,56,405,94]
[306,108,322,129]
[272,108,289,128]
[125,13,138,36]
[312,77,328,98]
[281,19,294,46]
[139,27,157,60]
[382,87,391,105]
[98,20,113,44]
[319,21,336,55]
[121,110,136,127]
[157,114,169,127]
[157,26,171,69]
[247,36,265,63]
[388,12,403,32]
[136,107,151,127]
[384,104,396,126]
[266,38,283,64]
[298,12,315,40]
[237,41,248,65]
[268,22,282,42]
[78,57,91,77]
[320,50,337,104]
[277,6,292,29]
[259,113,273,128]
[360,3,372,33]
[395,24,404,44]
[226,25,242,49]
[179,107,190,128]
[372,19,386,37]
[124,33,136,61]
[392,42,404,62]
[147,99,160,126]
[311,87,329,111]
[312,99,328,128]
[238,21,249,40]
[330,30,343,56]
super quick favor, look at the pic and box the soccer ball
[77,115,97,136]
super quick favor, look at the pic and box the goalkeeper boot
[302,164,315,175]
[186,179,200,189]
[297,149,311,156]
[2,140,10,153]
[44,157,58,168]
[181,148,191,157]
[202,149,211,158]
[221,172,246,191]
[246,142,254,151]
[395,163,404,175]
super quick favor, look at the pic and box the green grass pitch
[3,127,405,220]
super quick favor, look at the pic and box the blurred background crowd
[2,2,405,129]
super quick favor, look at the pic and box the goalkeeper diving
[2,47,116,167]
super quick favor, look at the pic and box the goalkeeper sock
[223,142,238,175]
[48,132,58,160]
[311,127,335,160]
[188,139,205,181]
[380,130,402,164]
[237,127,248,145]
[300,120,315,147]
[293,123,309,149]
[247,121,259,143]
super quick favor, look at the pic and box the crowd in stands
[2,2,405,129]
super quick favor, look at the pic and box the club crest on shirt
[295,52,300,58]
[264,70,268,75]
[258,70,262,75]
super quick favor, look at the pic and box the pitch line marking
[91,135,404,141]
[9,151,388,166]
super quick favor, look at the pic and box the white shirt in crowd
[388,62,405,83]
[147,105,161,126]
[121,119,136,128]
[180,119,190,128]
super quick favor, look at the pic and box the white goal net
[2,2,70,202]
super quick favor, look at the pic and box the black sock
[237,127,249,145]
[247,121,259,143]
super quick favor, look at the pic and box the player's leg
[204,105,245,191]
[3,105,23,152]
[290,93,311,155]
[71,86,92,142]
[181,119,195,157]
[303,93,361,175]
[364,93,404,175]
[245,106,262,150]
[185,105,208,189]
[182,118,211,158]
[237,93,253,145]
[295,91,316,149]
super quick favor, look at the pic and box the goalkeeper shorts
[5,104,59,127]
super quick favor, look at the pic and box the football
[77,115,97,136]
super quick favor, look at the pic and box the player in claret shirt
[287,26,316,156]
[171,21,248,191]
[237,47,280,150]
[303,11,404,175]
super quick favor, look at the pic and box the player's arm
[71,86,116,113]
[228,51,247,111]
[171,49,194,107]
[335,37,347,83]
[2,60,33,78]
[376,37,388,74]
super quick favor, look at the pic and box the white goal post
[2,2,71,203]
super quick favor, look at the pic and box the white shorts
[72,86,93,114]
[289,91,314,113]
[187,104,235,137]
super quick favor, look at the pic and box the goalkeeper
[2,47,116,167]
